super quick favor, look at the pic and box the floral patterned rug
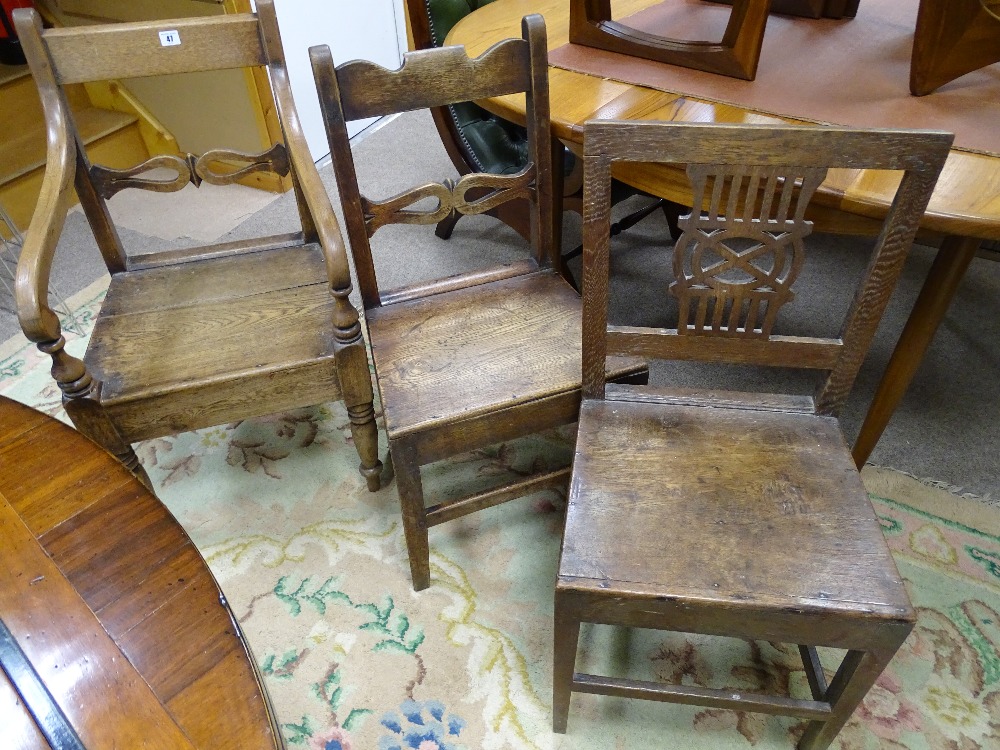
[2,280,999,750]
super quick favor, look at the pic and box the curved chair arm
[13,8,76,344]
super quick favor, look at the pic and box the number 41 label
[158,30,181,46]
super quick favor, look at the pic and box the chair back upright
[581,121,953,417]
[310,14,556,310]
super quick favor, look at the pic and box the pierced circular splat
[683,227,800,291]
[671,163,827,337]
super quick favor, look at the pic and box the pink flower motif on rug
[853,672,923,741]
[310,726,353,750]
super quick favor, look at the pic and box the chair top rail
[584,121,954,172]
[30,14,267,84]
[329,39,531,122]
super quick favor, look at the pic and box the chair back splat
[310,16,646,591]
[556,120,952,748]
[13,0,382,490]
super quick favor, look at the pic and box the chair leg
[661,200,683,241]
[34,334,153,491]
[552,594,582,733]
[797,640,907,750]
[392,442,431,591]
[63,397,153,492]
[346,400,382,492]
[335,339,383,491]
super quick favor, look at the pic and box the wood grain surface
[0,395,284,750]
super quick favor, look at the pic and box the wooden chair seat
[85,243,343,441]
[368,269,640,438]
[562,396,911,627]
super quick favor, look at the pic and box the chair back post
[580,148,613,401]
[309,43,382,310]
[521,13,556,269]
[814,162,948,414]
[255,0,316,244]
[581,121,953,414]
[255,0,361,338]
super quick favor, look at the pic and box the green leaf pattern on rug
[948,600,1000,687]
[0,355,24,378]
[262,649,307,680]
[275,576,425,655]
[968,545,1000,580]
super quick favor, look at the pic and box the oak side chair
[310,15,646,591]
[13,0,381,491]
[554,121,952,748]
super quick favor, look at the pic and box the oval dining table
[446,0,1000,465]
[0,395,284,750]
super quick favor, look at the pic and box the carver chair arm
[13,8,77,344]
[258,1,354,295]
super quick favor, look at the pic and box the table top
[447,0,1000,240]
[0,396,283,750]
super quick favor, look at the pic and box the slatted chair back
[310,14,556,310]
[581,121,953,416]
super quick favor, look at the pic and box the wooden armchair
[310,15,646,591]
[554,121,951,747]
[13,0,381,491]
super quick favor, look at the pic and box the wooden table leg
[852,234,980,467]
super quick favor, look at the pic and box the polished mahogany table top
[0,396,284,750]
[448,0,998,464]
